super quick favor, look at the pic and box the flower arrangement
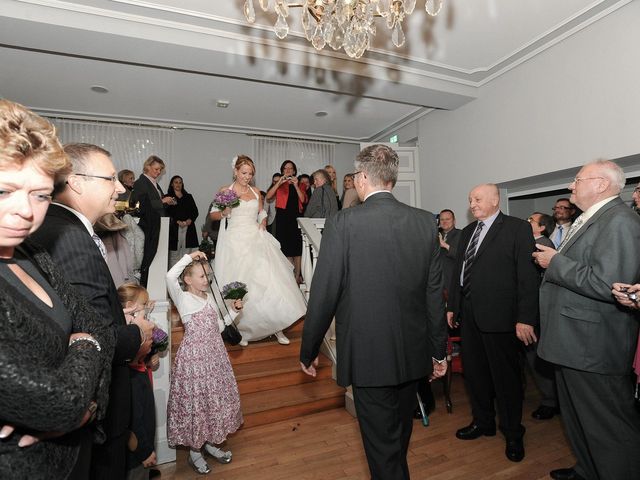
[222,281,248,300]
[213,190,240,211]
[150,327,169,354]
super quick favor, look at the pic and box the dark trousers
[524,342,558,408]
[556,366,640,480]
[461,296,524,439]
[352,380,418,480]
[90,431,128,480]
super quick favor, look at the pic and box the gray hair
[354,144,399,188]
[312,169,331,183]
[587,159,625,193]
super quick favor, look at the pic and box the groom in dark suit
[534,159,640,480]
[300,144,447,480]
[32,143,154,479]
[447,184,539,462]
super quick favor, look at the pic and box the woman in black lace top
[0,99,114,479]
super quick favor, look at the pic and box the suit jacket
[31,204,142,438]
[538,197,640,375]
[440,227,461,294]
[448,212,539,332]
[300,192,447,388]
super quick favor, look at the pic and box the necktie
[557,216,584,252]
[92,233,107,259]
[462,221,484,295]
[155,183,163,199]
[552,225,563,248]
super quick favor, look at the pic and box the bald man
[447,184,539,463]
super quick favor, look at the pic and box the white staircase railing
[297,218,338,367]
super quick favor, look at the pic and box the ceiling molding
[100,0,629,78]
[15,0,631,87]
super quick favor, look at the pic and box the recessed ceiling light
[90,85,109,93]
[216,100,230,108]
[315,111,328,117]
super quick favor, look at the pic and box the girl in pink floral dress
[166,251,243,474]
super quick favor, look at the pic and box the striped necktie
[92,233,107,259]
[462,221,484,295]
[557,216,584,252]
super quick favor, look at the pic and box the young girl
[117,283,158,480]
[166,251,243,474]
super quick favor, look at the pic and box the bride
[211,155,307,346]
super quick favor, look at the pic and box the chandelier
[243,0,444,59]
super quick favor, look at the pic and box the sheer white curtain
[252,137,335,190]
[51,119,174,175]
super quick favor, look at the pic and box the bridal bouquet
[213,190,240,211]
[222,281,248,300]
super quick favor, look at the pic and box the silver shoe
[188,454,211,474]
[205,446,233,464]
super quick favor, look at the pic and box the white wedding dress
[214,187,307,342]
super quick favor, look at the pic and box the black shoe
[531,405,560,420]
[550,468,585,480]
[455,423,496,440]
[505,438,524,462]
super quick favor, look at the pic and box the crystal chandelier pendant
[425,0,444,16]
[391,20,405,47]
[311,23,326,50]
[244,0,256,23]
[274,13,289,39]
[275,0,289,17]
[404,0,417,15]
[376,0,391,17]
[259,0,271,12]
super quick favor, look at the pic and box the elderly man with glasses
[533,159,640,480]
[32,143,155,480]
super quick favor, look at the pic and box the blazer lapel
[561,198,622,253]
[474,212,504,260]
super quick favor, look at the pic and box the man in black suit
[526,212,559,421]
[413,208,461,420]
[32,143,154,479]
[130,155,173,286]
[447,184,539,462]
[300,144,447,480]
[534,160,640,480]
[438,208,461,294]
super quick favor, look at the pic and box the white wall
[417,1,640,227]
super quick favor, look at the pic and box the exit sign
[389,134,398,143]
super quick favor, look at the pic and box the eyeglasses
[73,173,118,183]
[552,206,571,211]
[527,217,539,224]
[572,176,604,184]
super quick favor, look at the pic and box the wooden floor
[156,374,574,479]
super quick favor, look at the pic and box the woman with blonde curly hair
[0,99,114,479]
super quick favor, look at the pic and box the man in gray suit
[300,144,447,480]
[534,159,640,480]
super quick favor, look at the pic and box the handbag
[201,262,243,346]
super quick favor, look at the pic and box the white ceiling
[0,0,631,142]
